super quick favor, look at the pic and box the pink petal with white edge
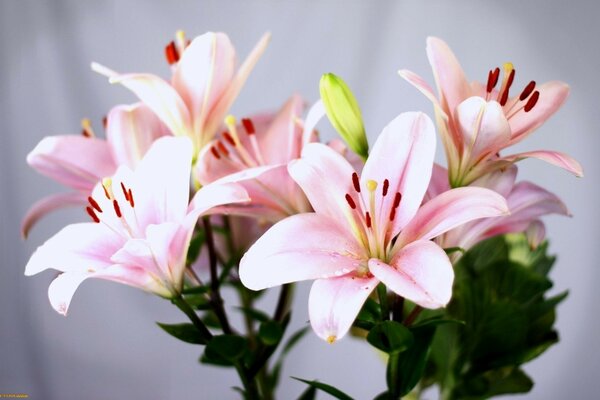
[360,112,436,236]
[92,63,192,138]
[455,97,511,163]
[309,275,378,342]
[469,164,518,198]
[132,137,193,229]
[172,32,235,131]
[27,135,116,191]
[239,213,366,291]
[424,164,450,202]
[21,191,88,238]
[369,240,453,309]
[302,100,326,145]
[426,37,471,117]
[25,223,124,276]
[398,69,441,109]
[396,187,509,248]
[106,103,168,168]
[288,143,359,229]
[259,94,304,164]
[508,81,569,143]
[187,181,250,228]
[48,271,92,315]
[501,150,583,177]
[202,33,271,145]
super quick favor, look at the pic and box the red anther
[519,80,536,101]
[102,116,108,130]
[113,199,122,218]
[86,206,100,223]
[382,179,389,196]
[392,192,402,209]
[241,118,256,135]
[217,141,229,156]
[222,131,236,146]
[365,212,372,228]
[486,67,500,93]
[88,196,103,213]
[345,194,357,209]
[81,128,91,138]
[210,146,221,159]
[524,90,540,112]
[389,208,396,222]
[120,182,130,201]
[102,184,111,200]
[499,69,516,106]
[352,172,361,193]
[165,41,179,65]
[128,189,134,208]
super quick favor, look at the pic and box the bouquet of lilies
[23,31,582,399]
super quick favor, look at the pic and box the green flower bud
[319,73,369,160]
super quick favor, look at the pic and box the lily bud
[319,73,369,160]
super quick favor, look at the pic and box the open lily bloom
[25,137,249,315]
[427,164,569,253]
[22,103,166,237]
[240,112,509,342]
[194,95,312,222]
[399,37,582,186]
[92,31,270,152]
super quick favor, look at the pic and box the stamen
[86,206,100,223]
[102,178,113,200]
[165,41,179,65]
[81,118,95,138]
[524,90,540,112]
[120,182,130,201]
[345,194,357,209]
[499,68,515,106]
[210,146,221,159]
[225,115,257,167]
[241,118,256,135]
[365,212,372,228]
[486,67,500,93]
[102,116,108,130]
[382,179,389,196]
[217,141,229,156]
[389,208,396,222]
[222,131,236,146]
[519,80,536,101]
[113,199,122,218]
[88,196,102,213]
[393,192,402,209]
[128,189,134,208]
[352,172,361,193]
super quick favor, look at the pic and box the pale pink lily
[194,95,313,222]
[399,37,582,186]
[427,164,569,253]
[25,137,249,315]
[239,112,509,342]
[92,31,270,152]
[22,103,167,237]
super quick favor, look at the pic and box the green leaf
[292,377,354,400]
[444,246,465,255]
[204,334,248,364]
[296,385,317,400]
[236,306,271,323]
[156,322,207,345]
[259,320,284,346]
[186,231,205,265]
[367,320,414,354]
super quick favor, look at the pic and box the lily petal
[360,112,436,236]
[508,81,569,143]
[469,164,518,197]
[370,240,453,309]
[309,275,378,342]
[259,94,304,164]
[106,103,168,168]
[92,62,192,138]
[302,100,326,145]
[239,213,365,291]
[398,69,441,109]
[501,150,583,177]
[22,191,88,238]
[187,181,250,226]
[397,187,509,247]
[48,271,92,315]
[27,136,116,191]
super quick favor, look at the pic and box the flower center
[209,115,266,169]
[485,63,540,119]
[86,177,137,237]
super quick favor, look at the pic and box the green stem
[172,295,213,343]
[378,284,389,320]
[235,363,261,400]
[387,352,401,399]
[404,305,423,326]
[203,217,233,334]
[274,284,293,322]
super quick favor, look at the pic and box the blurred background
[1,1,598,398]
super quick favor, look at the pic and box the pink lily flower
[92,31,270,152]
[399,37,583,186]
[239,112,509,342]
[25,137,249,315]
[194,95,313,222]
[427,164,569,253]
[22,103,167,237]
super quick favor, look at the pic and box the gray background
[1,1,597,399]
